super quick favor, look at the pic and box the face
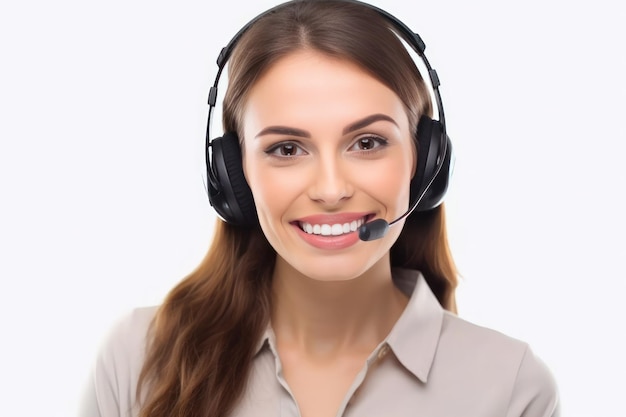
[241,50,415,282]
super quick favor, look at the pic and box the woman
[81,1,559,416]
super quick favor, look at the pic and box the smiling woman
[79,1,559,417]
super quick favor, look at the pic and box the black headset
[205,0,453,231]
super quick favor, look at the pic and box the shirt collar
[253,268,445,383]
[254,326,273,356]
[386,268,444,383]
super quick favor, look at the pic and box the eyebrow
[255,126,310,138]
[254,113,398,139]
[343,113,398,134]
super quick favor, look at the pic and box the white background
[1,0,624,416]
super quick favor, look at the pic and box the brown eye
[265,141,306,157]
[349,136,388,152]
[358,138,376,150]
[280,144,297,155]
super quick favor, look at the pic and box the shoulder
[102,306,158,354]
[98,306,158,375]
[436,312,560,416]
[95,306,158,381]
[440,311,529,359]
[79,306,159,417]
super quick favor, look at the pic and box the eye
[349,136,388,152]
[265,141,307,157]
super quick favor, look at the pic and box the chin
[276,246,393,284]
[301,267,365,283]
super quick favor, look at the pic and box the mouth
[296,215,371,237]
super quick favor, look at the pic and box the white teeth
[331,224,343,235]
[299,217,366,236]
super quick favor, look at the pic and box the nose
[307,155,354,206]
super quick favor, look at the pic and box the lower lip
[293,224,361,250]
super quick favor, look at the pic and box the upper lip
[293,212,374,225]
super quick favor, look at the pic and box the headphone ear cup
[425,132,453,210]
[411,115,453,211]
[208,132,257,225]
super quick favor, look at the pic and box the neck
[270,255,408,358]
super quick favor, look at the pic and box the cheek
[243,152,271,211]
[243,153,301,222]
[355,154,414,212]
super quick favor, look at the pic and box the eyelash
[264,135,388,158]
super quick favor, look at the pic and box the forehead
[242,50,409,134]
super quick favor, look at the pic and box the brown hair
[137,1,458,416]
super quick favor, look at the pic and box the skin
[241,50,416,417]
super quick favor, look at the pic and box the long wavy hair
[137,1,458,416]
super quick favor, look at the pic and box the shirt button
[377,344,389,360]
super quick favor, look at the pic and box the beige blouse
[79,269,560,417]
